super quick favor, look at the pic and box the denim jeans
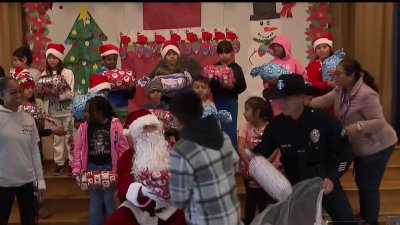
[214,98,238,149]
[87,162,116,225]
[354,145,395,225]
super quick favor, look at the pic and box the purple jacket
[71,117,129,174]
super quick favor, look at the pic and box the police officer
[251,74,356,224]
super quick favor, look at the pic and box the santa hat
[88,75,111,94]
[312,34,333,50]
[11,67,35,89]
[99,44,119,57]
[123,109,161,136]
[46,43,65,61]
[160,40,180,59]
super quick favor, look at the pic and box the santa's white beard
[131,130,170,176]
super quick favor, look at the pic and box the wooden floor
[9,146,400,225]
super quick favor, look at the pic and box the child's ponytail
[245,96,273,122]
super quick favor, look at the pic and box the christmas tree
[64,5,108,94]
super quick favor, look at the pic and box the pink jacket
[265,35,307,115]
[71,117,130,174]
[311,77,398,157]
[265,35,307,87]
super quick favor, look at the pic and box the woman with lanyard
[311,59,398,225]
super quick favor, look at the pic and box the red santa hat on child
[88,75,111,94]
[160,40,180,59]
[312,34,333,50]
[46,43,65,61]
[123,109,162,136]
[99,44,119,57]
[11,67,35,89]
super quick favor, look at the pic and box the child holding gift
[72,96,129,225]
[210,40,247,149]
[96,43,136,121]
[306,34,337,96]
[264,35,306,116]
[238,96,280,225]
[37,43,75,176]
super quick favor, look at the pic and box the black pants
[0,182,36,225]
[354,145,394,225]
[322,177,357,225]
[243,178,276,225]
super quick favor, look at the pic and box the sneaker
[53,165,64,176]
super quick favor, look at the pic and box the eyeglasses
[2,89,23,95]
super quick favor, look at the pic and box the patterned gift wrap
[77,171,118,190]
[201,65,236,89]
[37,74,71,95]
[20,102,56,126]
[322,48,345,81]
[154,71,193,97]
[202,105,232,123]
[249,155,292,202]
[148,109,176,130]
[101,69,136,91]
[137,169,170,201]
[72,93,104,120]
[250,63,290,81]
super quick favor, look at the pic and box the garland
[23,3,53,70]
[304,2,333,61]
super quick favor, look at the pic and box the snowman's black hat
[250,2,281,21]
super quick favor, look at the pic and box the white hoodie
[0,105,46,190]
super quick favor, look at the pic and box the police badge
[310,129,320,143]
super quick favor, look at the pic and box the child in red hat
[37,43,76,176]
[306,34,336,95]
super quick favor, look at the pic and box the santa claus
[104,109,186,225]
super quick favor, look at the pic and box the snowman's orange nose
[264,26,277,32]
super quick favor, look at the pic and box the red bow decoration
[280,2,296,18]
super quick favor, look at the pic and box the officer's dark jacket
[253,106,353,185]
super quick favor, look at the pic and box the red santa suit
[104,109,186,225]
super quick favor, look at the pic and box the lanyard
[339,85,361,125]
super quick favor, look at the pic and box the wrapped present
[72,93,105,120]
[250,63,290,81]
[202,104,232,123]
[148,109,176,130]
[19,102,56,126]
[76,171,118,190]
[322,48,345,81]
[101,69,136,91]
[153,71,193,97]
[37,74,71,95]
[249,155,292,202]
[137,168,170,201]
[201,65,236,89]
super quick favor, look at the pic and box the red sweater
[306,59,331,95]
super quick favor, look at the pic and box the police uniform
[253,74,356,224]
